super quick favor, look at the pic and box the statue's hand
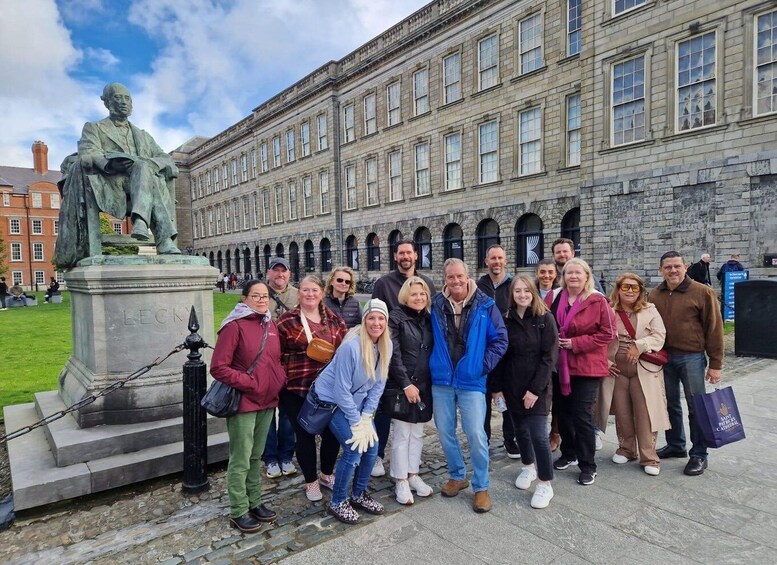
[106,157,133,173]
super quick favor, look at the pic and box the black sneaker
[504,439,521,460]
[553,455,578,470]
[578,471,597,485]
[350,492,385,515]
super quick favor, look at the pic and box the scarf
[218,302,270,332]
[555,289,584,396]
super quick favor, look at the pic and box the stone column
[59,255,218,427]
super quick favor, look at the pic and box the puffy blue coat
[429,288,507,392]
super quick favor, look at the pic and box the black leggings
[279,388,340,483]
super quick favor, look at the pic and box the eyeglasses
[248,294,269,301]
[619,284,641,293]
[335,278,352,284]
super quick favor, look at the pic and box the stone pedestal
[58,256,218,428]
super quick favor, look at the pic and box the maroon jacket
[210,313,287,413]
[551,292,616,378]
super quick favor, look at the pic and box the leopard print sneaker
[350,492,385,515]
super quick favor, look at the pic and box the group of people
[0,276,60,308]
[209,238,724,534]
[217,272,257,292]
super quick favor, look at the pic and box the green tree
[100,214,139,256]
[0,225,8,276]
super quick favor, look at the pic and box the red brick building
[0,142,63,291]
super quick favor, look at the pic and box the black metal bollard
[182,306,210,494]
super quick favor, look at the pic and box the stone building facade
[177,0,777,288]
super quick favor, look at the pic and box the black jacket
[688,261,711,285]
[476,273,512,315]
[384,305,433,423]
[323,293,362,328]
[372,270,436,313]
[492,309,558,416]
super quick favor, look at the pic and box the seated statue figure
[54,82,181,268]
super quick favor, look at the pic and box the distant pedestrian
[0,277,8,310]
[44,277,60,303]
[716,254,745,285]
[687,253,712,286]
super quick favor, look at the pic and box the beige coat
[600,303,671,433]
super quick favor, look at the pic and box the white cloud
[0,0,429,168]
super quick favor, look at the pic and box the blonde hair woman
[313,299,392,524]
[550,258,616,486]
[323,266,361,328]
[385,277,434,505]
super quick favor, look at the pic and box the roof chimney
[32,141,48,174]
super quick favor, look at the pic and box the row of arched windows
[203,208,579,279]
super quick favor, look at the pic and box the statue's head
[101,83,132,120]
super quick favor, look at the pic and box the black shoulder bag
[202,319,269,417]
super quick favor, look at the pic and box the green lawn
[0,291,241,419]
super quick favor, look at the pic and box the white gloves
[345,413,376,454]
[361,412,378,445]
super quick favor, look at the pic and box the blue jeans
[327,409,378,505]
[262,407,296,465]
[374,407,391,459]
[663,352,708,458]
[432,385,490,492]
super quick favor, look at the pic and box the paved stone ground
[0,345,773,564]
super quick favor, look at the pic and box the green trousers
[226,408,274,518]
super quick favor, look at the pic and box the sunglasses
[620,284,641,292]
[335,277,352,284]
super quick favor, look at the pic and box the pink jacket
[552,292,616,378]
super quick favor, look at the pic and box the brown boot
[440,478,470,497]
[473,490,492,513]
[549,432,561,453]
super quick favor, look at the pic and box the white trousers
[389,419,425,479]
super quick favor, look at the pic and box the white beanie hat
[362,298,389,321]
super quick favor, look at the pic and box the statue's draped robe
[54,118,178,269]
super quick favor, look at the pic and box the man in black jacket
[687,253,712,286]
[476,244,519,458]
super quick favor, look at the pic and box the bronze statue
[55,83,180,268]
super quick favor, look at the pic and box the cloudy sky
[0,0,428,169]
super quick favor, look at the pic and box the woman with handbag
[608,273,671,476]
[277,275,348,502]
[210,281,287,533]
[313,299,392,524]
[492,276,559,509]
[384,276,434,505]
[551,258,617,486]
[323,266,362,328]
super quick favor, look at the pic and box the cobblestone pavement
[0,349,772,564]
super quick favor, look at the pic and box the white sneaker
[531,483,554,509]
[408,475,433,497]
[281,461,297,476]
[612,453,630,464]
[370,457,386,477]
[644,465,660,476]
[595,433,603,451]
[514,466,538,490]
[395,480,414,505]
[266,462,282,478]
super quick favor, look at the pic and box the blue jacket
[314,336,390,426]
[429,286,508,392]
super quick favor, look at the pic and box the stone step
[33,390,227,467]
[4,401,229,511]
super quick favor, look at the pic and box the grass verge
[0,292,241,420]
